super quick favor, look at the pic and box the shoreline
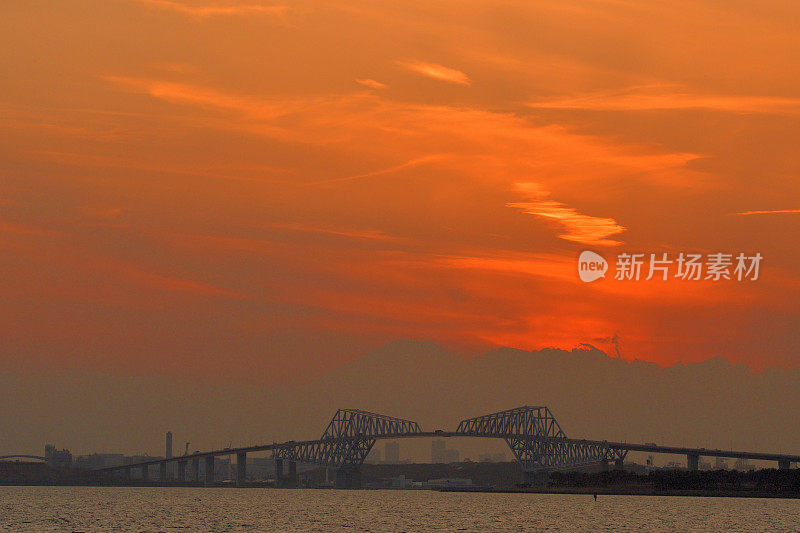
[2,482,799,499]
[442,486,800,499]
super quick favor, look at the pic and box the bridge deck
[93,432,800,473]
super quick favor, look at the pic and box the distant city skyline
[3,341,797,467]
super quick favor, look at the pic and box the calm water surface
[1,487,798,532]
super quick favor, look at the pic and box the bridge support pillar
[122,466,131,482]
[778,459,791,471]
[177,460,187,482]
[204,456,215,487]
[236,452,247,487]
[275,458,284,484]
[287,461,297,487]
[600,459,610,472]
[160,462,168,483]
[141,465,149,482]
[687,453,699,471]
[192,457,200,483]
[614,459,625,470]
[334,467,361,489]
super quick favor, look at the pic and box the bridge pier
[287,461,297,487]
[159,462,168,483]
[334,467,361,489]
[177,460,187,482]
[204,456,215,487]
[192,457,200,483]
[614,459,625,470]
[687,453,700,471]
[600,459,610,472]
[275,458,284,484]
[122,466,131,482]
[141,465,149,482]
[236,452,247,487]
[778,459,791,471]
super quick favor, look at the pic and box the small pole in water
[593,493,597,501]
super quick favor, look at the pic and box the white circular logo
[578,251,608,283]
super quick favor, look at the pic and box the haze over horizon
[3,340,799,461]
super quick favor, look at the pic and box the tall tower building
[385,441,400,463]
[431,440,447,463]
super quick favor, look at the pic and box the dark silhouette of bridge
[94,406,799,488]
[0,455,46,462]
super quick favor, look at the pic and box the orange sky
[1,0,799,380]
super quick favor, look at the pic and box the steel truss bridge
[94,406,799,488]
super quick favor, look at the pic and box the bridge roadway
[94,431,800,485]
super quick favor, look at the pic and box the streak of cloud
[527,85,800,114]
[396,60,471,85]
[355,79,387,89]
[306,154,450,187]
[729,209,800,216]
[129,0,287,17]
[270,223,403,242]
[507,182,626,246]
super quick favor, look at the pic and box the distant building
[478,452,506,463]
[166,432,173,459]
[247,457,278,479]
[424,478,474,490]
[444,449,459,463]
[390,474,415,489]
[74,453,124,470]
[431,440,447,463]
[44,444,72,469]
[215,457,232,479]
[385,442,400,464]
[365,448,382,464]
[432,440,460,463]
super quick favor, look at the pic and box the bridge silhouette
[95,406,799,488]
[0,455,46,462]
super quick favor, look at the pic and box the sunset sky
[2,0,799,383]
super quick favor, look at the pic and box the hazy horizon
[4,339,799,463]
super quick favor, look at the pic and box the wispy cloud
[113,262,245,298]
[507,182,626,246]
[306,154,450,187]
[129,0,287,17]
[396,60,471,85]
[527,84,800,115]
[729,209,800,216]
[271,223,402,242]
[104,76,703,250]
[355,79,387,90]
